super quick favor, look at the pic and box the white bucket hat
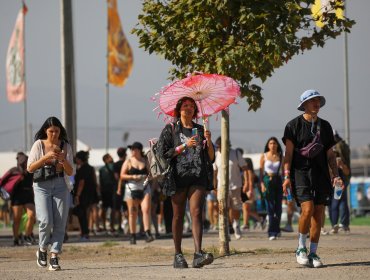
[297,89,326,111]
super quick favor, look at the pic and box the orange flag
[6,4,28,103]
[107,0,133,87]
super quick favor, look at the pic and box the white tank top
[264,153,280,174]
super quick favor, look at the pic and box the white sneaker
[269,236,276,241]
[321,228,329,235]
[308,252,323,268]
[296,247,309,266]
[233,221,242,240]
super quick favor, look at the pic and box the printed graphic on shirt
[176,132,202,177]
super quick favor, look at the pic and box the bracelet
[175,146,181,154]
[182,143,187,149]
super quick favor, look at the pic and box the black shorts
[101,191,113,209]
[11,189,34,206]
[241,189,249,203]
[293,170,331,206]
[112,193,123,211]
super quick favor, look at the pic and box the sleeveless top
[126,164,148,191]
[263,153,280,174]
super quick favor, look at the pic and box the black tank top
[128,166,148,176]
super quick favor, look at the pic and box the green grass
[350,216,370,226]
[101,240,119,247]
[321,215,370,226]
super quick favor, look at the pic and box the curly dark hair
[34,116,69,143]
[173,96,199,119]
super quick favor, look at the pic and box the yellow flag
[107,0,133,87]
[312,0,344,28]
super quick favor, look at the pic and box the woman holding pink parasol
[157,96,215,268]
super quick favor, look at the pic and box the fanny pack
[298,119,323,159]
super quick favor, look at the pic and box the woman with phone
[27,116,74,271]
[157,96,215,269]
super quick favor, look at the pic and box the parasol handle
[202,117,208,131]
[198,102,208,131]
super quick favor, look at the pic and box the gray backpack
[146,123,174,184]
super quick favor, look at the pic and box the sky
[0,1,369,154]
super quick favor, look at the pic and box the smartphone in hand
[192,128,198,142]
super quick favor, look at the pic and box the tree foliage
[132,0,355,111]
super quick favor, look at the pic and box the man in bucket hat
[282,89,343,268]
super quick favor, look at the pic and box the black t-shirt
[282,115,336,190]
[113,160,124,175]
[174,126,208,189]
[75,163,97,200]
[99,163,116,193]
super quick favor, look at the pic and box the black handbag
[33,141,64,182]
[130,189,144,200]
[33,165,57,182]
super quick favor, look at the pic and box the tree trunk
[218,110,230,256]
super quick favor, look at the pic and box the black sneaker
[145,230,154,243]
[36,249,47,268]
[130,234,136,245]
[173,253,188,268]
[24,235,33,246]
[49,257,61,271]
[192,251,214,268]
[13,239,20,246]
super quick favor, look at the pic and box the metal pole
[105,82,109,152]
[105,0,110,152]
[343,2,350,146]
[60,0,77,153]
[22,1,27,151]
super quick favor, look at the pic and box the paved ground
[0,226,370,279]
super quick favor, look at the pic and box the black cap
[128,142,143,151]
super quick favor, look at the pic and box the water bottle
[333,181,343,200]
[286,187,293,202]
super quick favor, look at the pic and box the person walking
[98,153,116,233]
[73,151,99,241]
[157,96,215,269]
[27,116,74,271]
[10,152,36,246]
[259,137,283,240]
[282,90,343,268]
[113,147,127,234]
[329,152,351,233]
[331,131,351,233]
[120,142,154,244]
[214,137,249,240]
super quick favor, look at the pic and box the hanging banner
[107,0,133,87]
[6,4,28,103]
[312,0,344,28]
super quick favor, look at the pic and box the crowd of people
[0,90,353,270]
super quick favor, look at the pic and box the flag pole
[343,1,350,146]
[105,0,110,152]
[22,1,28,151]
